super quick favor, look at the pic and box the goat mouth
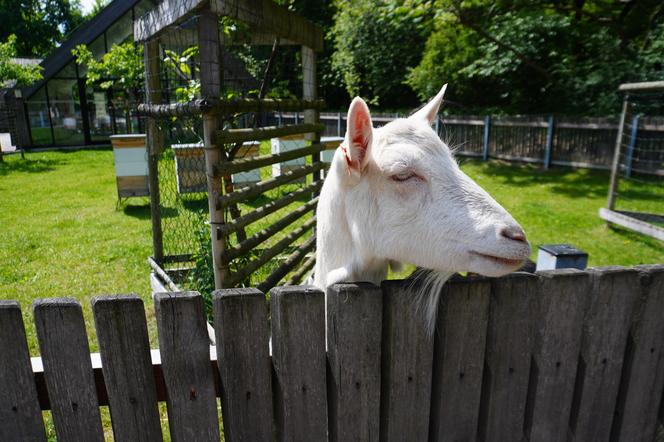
[471,251,524,267]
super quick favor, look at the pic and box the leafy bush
[330,0,433,107]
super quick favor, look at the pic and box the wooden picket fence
[1,266,663,441]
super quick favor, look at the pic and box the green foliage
[331,0,434,106]
[86,0,110,18]
[0,35,43,86]
[72,42,144,95]
[0,0,84,57]
[407,1,664,115]
[73,42,143,132]
[163,46,201,102]
[187,216,215,318]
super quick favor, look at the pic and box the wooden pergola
[135,0,325,290]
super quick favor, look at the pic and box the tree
[0,35,43,87]
[86,0,110,18]
[0,35,42,162]
[407,0,664,115]
[0,0,84,57]
[330,0,434,107]
[72,42,143,132]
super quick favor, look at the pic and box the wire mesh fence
[135,2,324,296]
[609,91,664,220]
[600,84,664,241]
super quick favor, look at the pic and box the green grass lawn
[0,148,662,440]
[459,158,664,266]
[2,149,663,355]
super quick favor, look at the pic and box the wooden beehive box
[110,134,149,198]
[173,141,261,194]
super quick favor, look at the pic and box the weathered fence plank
[526,270,590,442]
[154,292,220,441]
[33,298,104,441]
[213,288,273,441]
[611,265,664,442]
[380,280,435,442]
[271,286,327,441]
[0,301,46,442]
[92,295,162,442]
[429,276,490,442]
[326,283,382,442]
[569,267,639,442]
[478,272,537,442]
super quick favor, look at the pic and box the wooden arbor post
[144,39,164,264]
[198,8,229,289]
[302,46,321,185]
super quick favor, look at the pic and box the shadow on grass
[123,204,180,219]
[463,160,663,202]
[606,224,664,255]
[0,157,66,176]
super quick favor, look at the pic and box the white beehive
[110,134,149,198]
[173,141,261,194]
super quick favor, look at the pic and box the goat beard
[407,269,453,336]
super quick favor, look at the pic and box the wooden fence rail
[2,265,664,441]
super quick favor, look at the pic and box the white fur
[313,84,531,331]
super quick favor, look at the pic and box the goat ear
[410,83,447,126]
[342,97,373,173]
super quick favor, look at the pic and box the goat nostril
[501,226,526,242]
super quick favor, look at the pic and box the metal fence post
[295,112,299,124]
[624,115,639,178]
[483,116,491,161]
[435,115,440,137]
[544,115,554,169]
[278,111,283,126]
[337,112,342,136]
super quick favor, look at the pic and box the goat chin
[407,269,453,336]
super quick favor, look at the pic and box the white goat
[313,84,531,329]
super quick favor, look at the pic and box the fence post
[278,111,282,126]
[337,111,342,137]
[302,45,321,187]
[483,116,491,161]
[624,115,639,178]
[144,39,164,264]
[294,112,299,124]
[199,7,229,288]
[435,115,440,137]
[544,115,554,170]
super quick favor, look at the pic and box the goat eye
[391,172,416,182]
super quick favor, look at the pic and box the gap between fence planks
[218,162,327,208]
[220,197,318,263]
[218,180,323,236]
[224,217,316,287]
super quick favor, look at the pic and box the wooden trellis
[135,0,325,291]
